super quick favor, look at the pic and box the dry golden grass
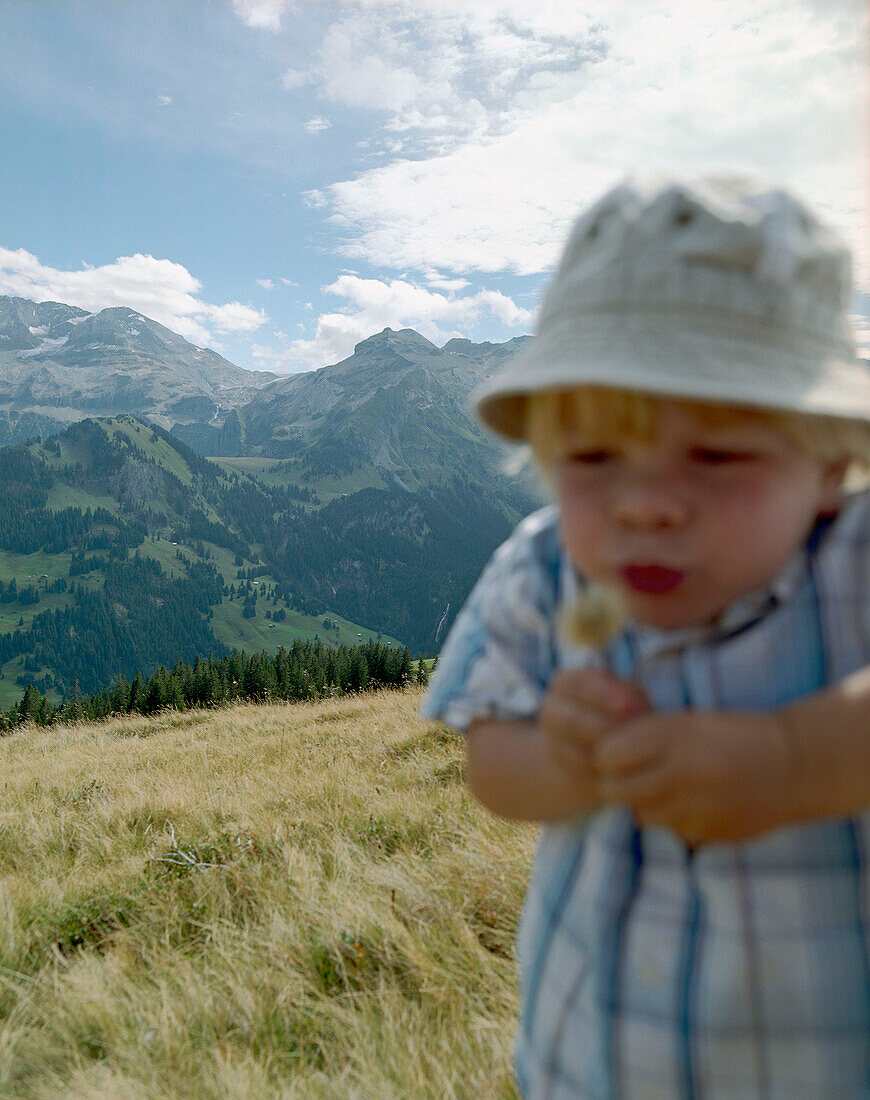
[0,687,536,1098]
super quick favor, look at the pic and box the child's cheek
[556,487,606,569]
[690,466,771,511]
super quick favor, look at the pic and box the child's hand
[540,667,652,780]
[592,710,801,845]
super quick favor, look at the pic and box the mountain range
[0,296,276,445]
[0,295,532,498]
[173,325,532,491]
[0,295,538,704]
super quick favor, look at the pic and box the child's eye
[690,448,756,465]
[567,449,614,465]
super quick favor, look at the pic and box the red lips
[620,564,685,594]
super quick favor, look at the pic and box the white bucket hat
[475,174,870,441]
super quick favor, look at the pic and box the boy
[421,176,870,1097]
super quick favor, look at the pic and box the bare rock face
[0,296,277,438]
[0,296,88,351]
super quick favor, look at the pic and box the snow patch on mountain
[17,335,70,358]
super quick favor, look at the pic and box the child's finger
[540,694,609,746]
[592,721,663,775]
[595,672,651,720]
[546,732,589,774]
[554,668,651,719]
[598,760,672,811]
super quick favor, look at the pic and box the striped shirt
[421,490,870,1098]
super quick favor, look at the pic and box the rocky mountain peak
[353,328,440,357]
[0,294,278,437]
[0,296,90,350]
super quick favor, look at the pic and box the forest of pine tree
[2,639,429,731]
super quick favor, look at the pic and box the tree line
[1,639,429,731]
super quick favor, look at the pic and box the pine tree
[111,673,131,712]
[129,671,144,713]
[58,679,85,724]
[15,684,42,725]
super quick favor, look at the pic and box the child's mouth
[620,564,685,594]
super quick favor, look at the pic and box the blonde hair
[525,387,870,487]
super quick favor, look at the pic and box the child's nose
[611,474,689,529]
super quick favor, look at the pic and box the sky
[0,0,868,375]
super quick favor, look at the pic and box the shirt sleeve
[420,509,560,731]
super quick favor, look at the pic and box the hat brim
[474,313,870,441]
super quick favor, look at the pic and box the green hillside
[212,456,390,503]
[0,407,531,706]
[0,416,402,705]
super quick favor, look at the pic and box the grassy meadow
[0,686,536,1098]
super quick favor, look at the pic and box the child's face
[554,400,846,630]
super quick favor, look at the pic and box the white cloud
[304,116,332,134]
[281,67,309,91]
[317,20,427,112]
[309,6,604,156]
[256,278,275,290]
[473,288,533,327]
[423,270,470,291]
[328,129,612,275]
[0,247,267,348]
[156,94,172,107]
[231,0,291,33]
[207,300,268,334]
[280,276,298,286]
[310,1,868,287]
[250,342,283,363]
[271,274,532,370]
[303,190,328,209]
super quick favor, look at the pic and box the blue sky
[1,0,867,374]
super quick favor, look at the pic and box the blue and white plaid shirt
[421,491,870,1099]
